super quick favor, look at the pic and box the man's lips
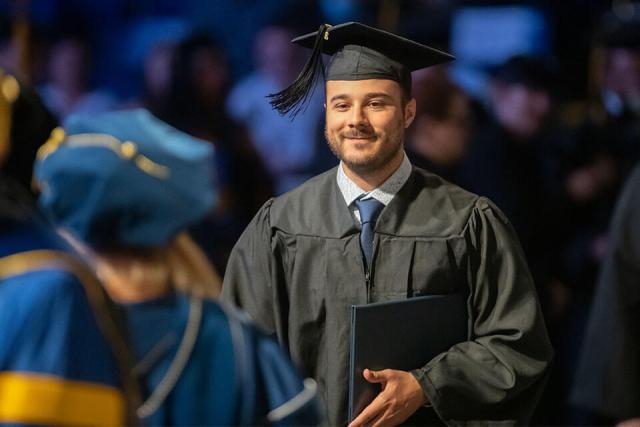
[343,135,376,141]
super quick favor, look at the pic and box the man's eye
[334,103,349,110]
[369,101,384,108]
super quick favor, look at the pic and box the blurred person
[562,10,640,273]
[34,109,321,426]
[0,70,137,425]
[571,162,640,426]
[448,5,551,101]
[0,16,18,76]
[533,15,640,424]
[164,33,274,272]
[556,12,640,213]
[460,55,555,263]
[227,24,327,194]
[39,34,118,120]
[165,34,229,138]
[557,8,640,224]
[183,0,300,77]
[595,10,640,178]
[558,10,640,210]
[406,68,472,184]
[459,60,565,424]
[140,41,176,119]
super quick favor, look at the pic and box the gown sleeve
[412,197,554,424]
[222,199,284,335]
[249,325,323,426]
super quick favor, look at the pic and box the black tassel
[268,24,330,119]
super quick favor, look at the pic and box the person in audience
[39,34,118,120]
[1,70,137,426]
[227,24,327,193]
[163,33,274,272]
[406,68,472,185]
[571,162,640,426]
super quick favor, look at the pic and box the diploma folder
[348,293,468,422]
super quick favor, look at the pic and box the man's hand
[348,368,427,427]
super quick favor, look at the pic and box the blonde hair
[60,230,221,301]
[167,232,221,299]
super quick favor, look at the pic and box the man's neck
[342,150,405,192]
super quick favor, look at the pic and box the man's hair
[401,87,412,108]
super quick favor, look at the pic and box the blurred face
[325,79,415,176]
[604,47,640,99]
[417,93,471,165]
[49,40,87,91]
[492,83,550,139]
[145,44,174,97]
[190,47,228,98]
[255,27,298,83]
[0,42,19,75]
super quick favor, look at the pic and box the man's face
[325,79,415,175]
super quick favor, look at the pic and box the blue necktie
[354,197,384,271]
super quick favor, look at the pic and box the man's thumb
[363,368,386,383]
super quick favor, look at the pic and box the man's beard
[325,120,405,175]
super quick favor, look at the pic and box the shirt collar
[336,152,412,207]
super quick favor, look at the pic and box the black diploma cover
[348,293,468,422]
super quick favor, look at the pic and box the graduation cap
[269,22,454,118]
[35,109,216,249]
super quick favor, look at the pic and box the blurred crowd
[1,0,640,424]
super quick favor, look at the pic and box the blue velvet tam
[34,109,216,249]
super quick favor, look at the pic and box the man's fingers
[364,368,391,383]
[348,394,386,427]
[367,410,390,427]
[370,411,395,427]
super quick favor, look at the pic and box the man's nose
[348,105,368,127]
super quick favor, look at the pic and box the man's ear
[404,98,417,128]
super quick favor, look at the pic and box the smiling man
[222,22,553,426]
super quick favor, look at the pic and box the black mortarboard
[269,22,454,118]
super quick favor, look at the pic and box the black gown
[222,166,553,426]
[571,164,640,420]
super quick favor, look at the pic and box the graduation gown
[0,216,126,426]
[122,293,321,426]
[571,164,640,420]
[222,166,553,426]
